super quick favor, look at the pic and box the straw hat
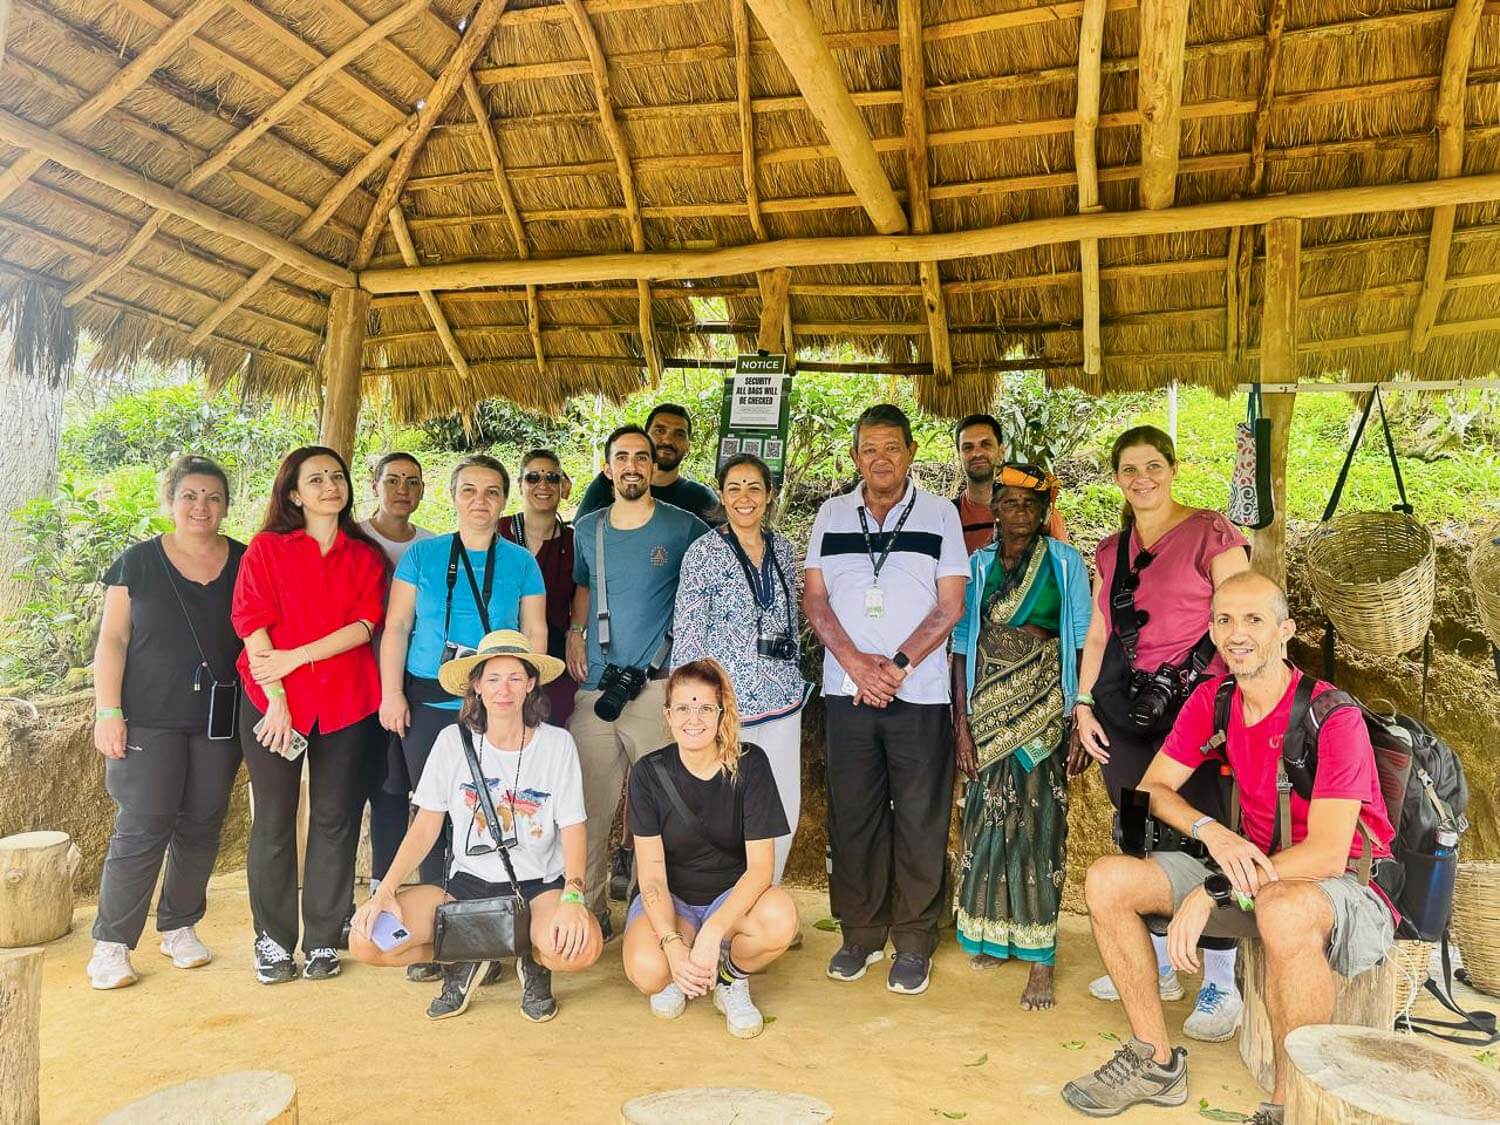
[437,629,566,696]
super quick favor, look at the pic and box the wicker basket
[1451,861,1500,998]
[1391,938,1433,1017]
[1469,523,1500,647]
[1306,511,1435,657]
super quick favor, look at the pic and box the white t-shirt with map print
[412,722,586,885]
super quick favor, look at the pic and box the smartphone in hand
[370,911,411,953]
[252,716,309,760]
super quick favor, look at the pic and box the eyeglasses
[668,704,723,720]
[523,471,563,485]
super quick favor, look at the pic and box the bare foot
[969,953,1003,971]
[1019,963,1055,1011]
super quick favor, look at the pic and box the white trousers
[748,710,803,884]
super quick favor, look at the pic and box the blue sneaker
[1183,982,1244,1042]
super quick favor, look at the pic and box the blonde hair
[665,659,743,779]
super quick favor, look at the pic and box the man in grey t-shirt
[567,426,708,922]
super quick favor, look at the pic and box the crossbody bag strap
[647,754,742,866]
[595,512,611,651]
[1108,530,1142,663]
[153,537,219,685]
[459,726,524,896]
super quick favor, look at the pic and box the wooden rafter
[1074,0,1108,376]
[388,206,472,381]
[62,0,426,309]
[744,0,907,235]
[1410,0,1487,352]
[897,0,951,383]
[0,0,224,209]
[1136,0,1190,210]
[732,1,768,242]
[559,0,661,382]
[349,0,509,271]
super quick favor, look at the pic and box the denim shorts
[626,886,734,931]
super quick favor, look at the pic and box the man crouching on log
[1060,572,1395,1123]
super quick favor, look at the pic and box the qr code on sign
[764,439,784,460]
[719,436,740,457]
[742,438,763,456]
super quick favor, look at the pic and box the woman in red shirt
[233,446,387,985]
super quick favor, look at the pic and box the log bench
[1238,937,1398,1093]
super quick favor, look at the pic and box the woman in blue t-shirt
[378,455,547,905]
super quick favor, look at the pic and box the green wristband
[96,707,124,720]
[560,890,585,906]
[1075,692,1095,708]
[264,683,287,699]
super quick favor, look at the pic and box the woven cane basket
[1451,861,1500,998]
[1306,511,1435,657]
[1469,524,1500,647]
[1391,939,1433,1016]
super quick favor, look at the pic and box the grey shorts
[1148,851,1395,978]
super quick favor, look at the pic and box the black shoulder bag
[431,727,532,963]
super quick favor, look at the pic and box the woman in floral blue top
[671,454,809,882]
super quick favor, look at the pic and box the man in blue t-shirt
[568,426,708,923]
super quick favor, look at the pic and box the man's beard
[964,460,995,485]
[615,476,649,500]
[654,446,684,472]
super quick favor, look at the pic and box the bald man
[1061,572,1396,1123]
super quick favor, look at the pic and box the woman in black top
[88,456,246,991]
[623,659,797,1039]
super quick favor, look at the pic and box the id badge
[864,585,885,618]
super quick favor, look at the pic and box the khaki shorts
[1148,850,1395,978]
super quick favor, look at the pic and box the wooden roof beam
[559,0,661,383]
[1410,0,1486,352]
[388,207,472,381]
[744,0,907,236]
[733,1,768,242]
[62,0,426,310]
[1074,0,1107,377]
[349,0,509,270]
[0,0,224,209]
[1136,0,1189,210]
[755,267,791,353]
[898,0,951,383]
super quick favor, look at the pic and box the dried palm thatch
[2,279,75,388]
[0,0,1495,422]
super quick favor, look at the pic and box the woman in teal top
[951,465,1091,1012]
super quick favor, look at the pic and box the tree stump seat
[102,1071,298,1124]
[0,831,80,947]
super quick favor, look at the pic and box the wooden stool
[0,831,81,947]
[0,947,43,1125]
[1238,937,1397,1093]
[102,1072,297,1124]
[1286,1024,1500,1123]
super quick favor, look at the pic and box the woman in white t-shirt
[350,630,601,1021]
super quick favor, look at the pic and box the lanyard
[856,487,918,586]
[444,533,497,638]
[510,513,561,550]
[724,528,777,611]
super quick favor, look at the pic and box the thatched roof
[0,0,1497,419]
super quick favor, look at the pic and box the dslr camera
[756,631,796,661]
[1112,787,1209,861]
[1125,662,1196,731]
[594,663,648,722]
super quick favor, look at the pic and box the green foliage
[992,374,1099,470]
[418,397,573,454]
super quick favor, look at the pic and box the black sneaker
[254,935,296,985]
[303,947,341,980]
[1248,1104,1285,1125]
[826,944,884,982]
[598,910,616,943]
[609,846,633,902]
[480,959,505,987]
[427,962,481,1021]
[886,952,930,995]
[405,961,443,983]
[517,953,557,1023]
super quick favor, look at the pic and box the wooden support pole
[387,208,472,381]
[733,1,768,242]
[756,266,791,352]
[744,0,907,235]
[1136,0,1190,210]
[1251,217,1298,589]
[1075,0,1107,376]
[0,947,42,1125]
[320,288,369,462]
[898,0,951,382]
[1410,0,1486,352]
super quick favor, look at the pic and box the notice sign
[718,353,791,485]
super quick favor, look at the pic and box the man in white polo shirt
[803,404,969,996]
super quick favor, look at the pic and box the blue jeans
[626,886,734,931]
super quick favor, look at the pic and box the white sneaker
[1182,982,1244,1042]
[159,925,212,968]
[87,941,139,990]
[713,976,765,1039]
[1089,967,1184,1002]
[649,982,686,1020]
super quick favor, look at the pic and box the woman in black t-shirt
[88,456,246,991]
[623,659,797,1039]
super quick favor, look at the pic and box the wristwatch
[1203,872,1234,909]
[891,651,911,670]
[569,623,587,637]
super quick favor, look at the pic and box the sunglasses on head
[523,471,563,485]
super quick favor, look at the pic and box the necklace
[490,727,531,831]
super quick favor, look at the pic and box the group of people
[87,400,1399,1121]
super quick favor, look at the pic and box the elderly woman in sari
[951,465,1091,1011]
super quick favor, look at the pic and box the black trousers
[399,691,457,886]
[363,731,409,881]
[241,702,374,953]
[825,697,954,958]
[93,727,242,947]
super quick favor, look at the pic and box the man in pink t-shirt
[1061,573,1395,1124]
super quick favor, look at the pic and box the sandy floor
[29,874,1297,1124]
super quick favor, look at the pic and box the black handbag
[431,728,532,963]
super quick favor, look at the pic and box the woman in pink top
[1069,426,1251,1035]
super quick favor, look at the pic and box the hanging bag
[1227,383,1275,529]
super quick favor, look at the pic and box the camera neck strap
[459,725,524,897]
[444,533,497,640]
[594,510,674,668]
[1108,530,1148,663]
[153,537,223,689]
[723,528,794,637]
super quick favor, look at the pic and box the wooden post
[319,287,368,462]
[0,947,42,1125]
[1251,217,1299,589]
[0,831,79,947]
[1137,0,1190,210]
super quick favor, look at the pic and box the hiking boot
[87,941,138,990]
[1183,983,1244,1043]
[650,982,687,1020]
[406,961,443,983]
[826,943,883,982]
[516,954,557,1023]
[886,952,931,996]
[713,976,765,1039]
[480,959,505,986]
[1060,1037,1188,1118]
[1088,967,1184,1002]
[302,947,341,980]
[609,846,632,902]
[427,961,481,1021]
[1247,1103,1284,1125]
[158,925,212,969]
[254,935,296,985]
